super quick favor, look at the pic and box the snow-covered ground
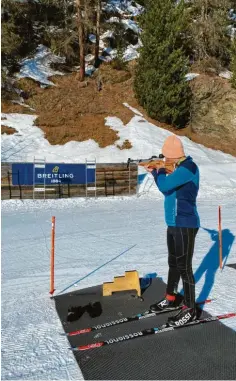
[17,45,66,86]
[1,193,236,380]
[1,103,236,380]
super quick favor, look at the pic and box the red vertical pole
[50,216,56,295]
[218,206,223,270]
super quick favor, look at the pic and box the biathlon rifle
[127,154,175,173]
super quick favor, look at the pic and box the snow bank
[17,45,65,86]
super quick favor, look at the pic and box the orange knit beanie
[162,135,185,159]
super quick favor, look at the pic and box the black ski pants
[166,226,199,309]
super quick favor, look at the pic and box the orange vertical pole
[50,216,56,295]
[218,206,223,270]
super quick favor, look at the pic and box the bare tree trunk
[200,2,208,59]
[63,0,68,29]
[76,0,85,81]
[95,0,101,65]
[84,0,90,39]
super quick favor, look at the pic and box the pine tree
[189,0,231,69]
[1,0,36,77]
[76,0,86,81]
[134,0,192,128]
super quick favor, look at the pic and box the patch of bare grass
[1,125,17,135]
[2,63,235,157]
[116,139,132,150]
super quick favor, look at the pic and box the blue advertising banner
[12,163,95,185]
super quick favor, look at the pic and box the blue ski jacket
[152,156,200,228]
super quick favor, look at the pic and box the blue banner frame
[12,163,95,186]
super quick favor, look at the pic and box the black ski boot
[167,305,197,326]
[150,296,180,312]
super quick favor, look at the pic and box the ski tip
[70,342,104,351]
[219,312,236,319]
[68,328,92,336]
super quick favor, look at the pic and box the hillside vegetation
[1,0,236,156]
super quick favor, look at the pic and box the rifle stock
[127,155,174,173]
[138,160,175,172]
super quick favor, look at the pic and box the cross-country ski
[63,299,213,337]
[70,313,236,352]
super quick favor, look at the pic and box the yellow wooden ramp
[103,270,141,296]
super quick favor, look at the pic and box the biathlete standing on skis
[144,135,200,326]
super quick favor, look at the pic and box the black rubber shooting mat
[226,263,236,269]
[54,278,236,380]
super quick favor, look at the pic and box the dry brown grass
[1,101,35,114]
[1,125,17,135]
[13,65,138,148]
[117,139,133,150]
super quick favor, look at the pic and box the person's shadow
[193,228,235,302]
